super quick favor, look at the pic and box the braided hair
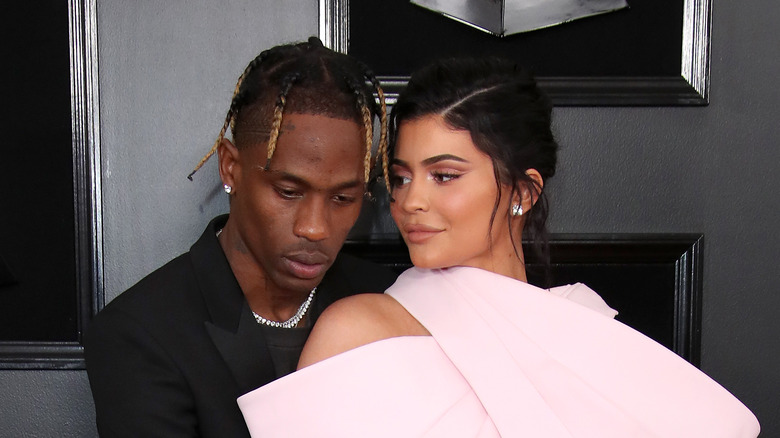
[385,57,558,282]
[188,37,387,186]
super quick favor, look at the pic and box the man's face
[229,113,365,295]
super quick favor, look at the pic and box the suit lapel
[205,304,276,394]
[189,215,276,395]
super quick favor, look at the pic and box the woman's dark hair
[384,57,558,279]
[188,36,387,185]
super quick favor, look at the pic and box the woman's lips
[283,252,328,280]
[403,224,443,244]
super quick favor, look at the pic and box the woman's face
[390,115,519,274]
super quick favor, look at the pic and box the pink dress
[237,267,760,437]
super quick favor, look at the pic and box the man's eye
[275,188,301,199]
[332,194,357,204]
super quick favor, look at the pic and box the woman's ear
[512,169,544,215]
[524,169,544,206]
[218,138,240,191]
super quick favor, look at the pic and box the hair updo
[384,57,558,271]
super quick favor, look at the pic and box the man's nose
[293,197,329,241]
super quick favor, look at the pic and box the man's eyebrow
[269,170,364,190]
[273,171,309,186]
[331,179,364,191]
[391,154,468,167]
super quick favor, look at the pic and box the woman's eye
[432,172,460,183]
[390,175,411,188]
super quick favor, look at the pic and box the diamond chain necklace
[252,287,317,329]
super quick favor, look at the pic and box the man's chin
[279,273,326,294]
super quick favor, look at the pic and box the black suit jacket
[84,215,398,437]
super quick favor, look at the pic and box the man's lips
[283,252,329,280]
[403,223,443,244]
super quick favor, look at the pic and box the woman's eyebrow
[421,154,468,166]
[391,154,468,167]
[390,158,409,167]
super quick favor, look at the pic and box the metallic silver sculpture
[411,0,629,36]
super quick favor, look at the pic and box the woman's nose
[398,179,429,213]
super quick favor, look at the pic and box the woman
[237,57,759,437]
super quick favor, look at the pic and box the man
[85,38,396,437]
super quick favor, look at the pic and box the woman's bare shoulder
[297,293,428,369]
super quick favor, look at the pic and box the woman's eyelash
[389,174,410,187]
[389,170,462,187]
[432,172,461,183]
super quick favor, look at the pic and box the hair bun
[307,36,324,47]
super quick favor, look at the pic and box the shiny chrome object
[411,0,629,36]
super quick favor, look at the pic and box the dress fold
[238,267,760,438]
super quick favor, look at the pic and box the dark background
[0,2,78,341]
[350,0,682,77]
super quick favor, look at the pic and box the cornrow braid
[358,66,389,191]
[264,72,300,170]
[356,71,388,186]
[187,51,270,180]
[188,37,387,188]
[342,75,374,184]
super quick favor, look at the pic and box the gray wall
[2,0,778,436]
[98,0,317,302]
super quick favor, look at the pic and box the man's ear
[218,138,240,190]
